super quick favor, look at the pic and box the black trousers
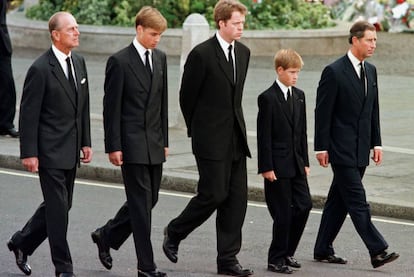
[0,55,16,130]
[101,163,162,272]
[12,167,76,274]
[314,165,388,257]
[265,174,312,264]
[167,154,248,267]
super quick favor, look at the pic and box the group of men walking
[3,0,399,276]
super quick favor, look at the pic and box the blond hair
[274,49,304,70]
[135,6,167,32]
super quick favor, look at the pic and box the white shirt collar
[276,79,291,100]
[52,44,72,77]
[216,32,234,60]
[133,38,151,64]
[347,50,363,75]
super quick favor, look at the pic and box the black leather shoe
[162,227,178,263]
[56,273,76,277]
[314,254,347,264]
[217,263,253,276]
[285,256,301,268]
[138,269,167,277]
[91,229,112,269]
[268,263,293,274]
[0,128,19,138]
[7,239,32,275]
[371,251,399,268]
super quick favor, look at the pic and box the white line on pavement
[1,168,414,227]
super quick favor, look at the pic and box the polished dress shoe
[91,229,112,269]
[285,256,301,268]
[314,254,347,264]
[138,269,167,277]
[371,250,399,268]
[162,227,178,263]
[268,263,293,274]
[0,128,19,138]
[217,263,253,276]
[7,239,32,275]
[56,273,76,277]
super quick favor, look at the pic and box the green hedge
[26,0,335,29]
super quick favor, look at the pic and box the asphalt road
[1,168,413,277]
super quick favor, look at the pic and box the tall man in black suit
[313,20,399,269]
[162,1,252,276]
[0,0,19,137]
[91,6,168,277]
[257,49,312,274]
[7,12,92,277]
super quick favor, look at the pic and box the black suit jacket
[0,0,12,57]
[103,44,168,165]
[314,55,381,167]
[19,48,91,169]
[257,82,309,178]
[179,35,250,160]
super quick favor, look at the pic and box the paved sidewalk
[1,35,414,220]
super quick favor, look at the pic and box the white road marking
[1,169,414,227]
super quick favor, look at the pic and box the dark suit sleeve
[179,49,205,135]
[0,0,12,56]
[103,55,124,153]
[257,92,273,173]
[314,65,337,151]
[19,64,46,158]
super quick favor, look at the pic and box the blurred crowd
[326,0,414,32]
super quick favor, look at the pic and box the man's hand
[81,146,93,163]
[372,148,383,165]
[108,151,123,166]
[22,157,39,172]
[261,170,277,182]
[316,152,329,167]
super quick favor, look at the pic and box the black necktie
[287,88,293,114]
[359,62,366,95]
[228,45,234,83]
[145,50,152,78]
[66,57,77,93]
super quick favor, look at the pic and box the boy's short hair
[135,6,167,32]
[274,49,304,70]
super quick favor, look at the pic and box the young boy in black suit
[257,49,312,274]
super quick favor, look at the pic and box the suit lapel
[343,56,365,103]
[234,41,247,86]
[292,88,302,128]
[213,36,234,85]
[273,82,293,126]
[146,50,163,105]
[49,49,77,108]
[127,44,152,92]
[72,54,86,113]
[364,62,373,99]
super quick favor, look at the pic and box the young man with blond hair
[91,6,168,277]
